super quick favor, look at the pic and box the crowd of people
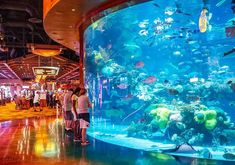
[13,86,92,146]
[14,90,61,110]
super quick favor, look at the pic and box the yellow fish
[199,8,208,33]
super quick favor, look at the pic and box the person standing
[39,91,46,111]
[76,88,92,146]
[72,87,81,142]
[63,89,73,130]
[33,91,40,112]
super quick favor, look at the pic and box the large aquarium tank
[84,0,235,161]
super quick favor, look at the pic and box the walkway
[0,117,232,165]
[0,103,57,121]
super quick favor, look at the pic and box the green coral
[194,111,205,124]
[150,107,171,129]
[205,119,217,130]
[145,104,167,113]
[205,110,217,120]
[194,110,217,130]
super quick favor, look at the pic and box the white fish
[178,62,185,66]
[220,65,229,70]
[173,51,181,56]
[165,17,174,24]
[188,41,197,45]
[153,18,161,24]
[217,70,226,74]
[216,0,226,7]
[165,7,175,16]
[195,59,203,63]
[138,20,149,28]
[190,77,199,83]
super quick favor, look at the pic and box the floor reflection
[0,117,234,165]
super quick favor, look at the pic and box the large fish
[224,47,235,57]
[199,9,208,33]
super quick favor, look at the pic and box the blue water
[84,0,235,161]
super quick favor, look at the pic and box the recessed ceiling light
[72,8,76,12]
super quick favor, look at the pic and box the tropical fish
[199,8,212,33]
[220,65,229,70]
[138,29,148,36]
[135,61,144,68]
[168,89,179,95]
[153,3,160,8]
[223,153,235,160]
[143,76,157,84]
[164,80,170,84]
[224,47,235,57]
[227,80,233,84]
[117,83,128,89]
[229,101,235,107]
[173,51,181,56]
[107,44,112,49]
[138,20,149,28]
[165,17,174,24]
[138,118,146,123]
[195,59,203,63]
[225,27,235,37]
[165,7,175,16]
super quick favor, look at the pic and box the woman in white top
[72,88,92,145]
[77,88,92,146]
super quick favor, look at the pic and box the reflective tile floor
[0,103,56,122]
[0,117,234,165]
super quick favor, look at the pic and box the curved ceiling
[0,0,80,82]
[43,0,148,52]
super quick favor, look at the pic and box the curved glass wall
[84,0,235,160]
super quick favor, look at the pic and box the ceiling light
[28,44,63,57]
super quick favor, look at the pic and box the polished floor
[0,117,234,165]
[0,103,56,122]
